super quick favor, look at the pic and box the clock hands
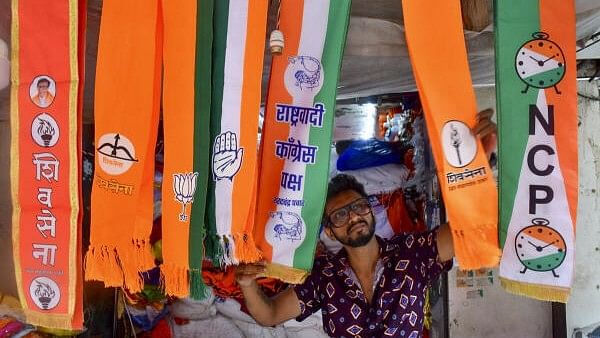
[541,240,558,249]
[527,239,558,252]
[529,55,541,63]
[527,240,542,252]
[541,55,556,64]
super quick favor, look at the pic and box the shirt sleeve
[292,256,325,322]
[390,228,453,282]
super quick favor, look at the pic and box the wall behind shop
[567,80,600,337]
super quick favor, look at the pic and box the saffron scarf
[204,0,268,266]
[254,0,351,283]
[402,0,500,269]
[87,0,212,298]
[496,0,578,302]
[160,0,212,299]
[10,0,84,329]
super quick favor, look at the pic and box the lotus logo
[173,172,198,221]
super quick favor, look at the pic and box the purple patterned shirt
[294,229,451,338]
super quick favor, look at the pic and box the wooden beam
[460,0,491,32]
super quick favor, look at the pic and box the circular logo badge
[31,113,60,148]
[284,55,324,98]
[441,120,477,168]
[29,75,56,108]
[96,133,138,175]
[29,276,60,310]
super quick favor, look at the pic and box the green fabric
[189,0,214,299]
[495,0,540,247]
[294,0,352,270]
[204,0,229,265]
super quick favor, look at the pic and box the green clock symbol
[515,32,566,94]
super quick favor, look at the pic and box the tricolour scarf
[10,0,84,329]
[402,0,500,269]
[204,0,269,266]
[254,0,352,283]
[496,0,578,302]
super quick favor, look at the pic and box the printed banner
[496,0,578,302]
[204,0,268,266]
[10,0,84,330]
[254,0,351,283]
[402,0,500,269]
[86,0,161,292]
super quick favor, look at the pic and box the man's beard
[334,216,376,248]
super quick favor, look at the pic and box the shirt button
[369,324,375,330]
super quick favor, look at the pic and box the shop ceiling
[0,0,599,122]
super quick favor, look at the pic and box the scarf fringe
[205,233,224,267]
[84,239,154,293]
[84,245,124,287]
[160,263,189,298]
[451,224,501,270]
[189,268,211,300]
[500,277,570,303]
[220,234,238,266]
[233,232,262,263]
[24,310,83,332]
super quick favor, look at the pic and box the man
[31,77,55,108]
[236,110,497,337]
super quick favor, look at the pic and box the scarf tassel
[451,225,501,270]
[159,263,189,298]
[233,232,262,263]
[84,245,124,287]
[500,278,569,303]
[189,268,210,300]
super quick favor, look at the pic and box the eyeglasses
[327,198,372,228]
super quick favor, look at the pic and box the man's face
[37,82,49,96]
[324,190,375,248]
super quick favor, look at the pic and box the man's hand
[235,262,266,288]
[474,108,497,158]
[235,262,302,327]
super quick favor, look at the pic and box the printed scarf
[254,0,352,283]
[402,0,500,270]
[10,0,85,329]
[204,0,269,266]
[496,0,578,302]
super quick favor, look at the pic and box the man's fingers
[476,123,497,138]
[477,108,494,120]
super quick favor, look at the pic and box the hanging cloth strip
[496,0,578,302]
[402,0,500,270]
[160,0,212,299]
[10,0,85,330]
[204,0,269,266]
[254,0,352,283]
[86,0,213,298]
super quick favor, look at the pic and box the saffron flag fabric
[86,0,162,293]
[254,0,352,283]
[87,0,217,299]
[160,0,210,299]
[10,0,84,330]
[496,0,578,302]
[402,0,500,270]
[204,0,268,266]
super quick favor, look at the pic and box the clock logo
[515,32,566,94]
[514,218,566,278]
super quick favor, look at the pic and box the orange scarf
[10,0,84,330]
[402,0,500,269]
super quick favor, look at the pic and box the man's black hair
[37,78,50,87]
[326,174,367,202]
